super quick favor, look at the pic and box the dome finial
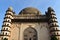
[8,6,13,11]
[48,7,54,12]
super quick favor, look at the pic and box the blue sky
[0,0,60,30]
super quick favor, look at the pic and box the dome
[19,7,41,15]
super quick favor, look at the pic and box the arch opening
[3,38,8,40]
[23,27,37,40]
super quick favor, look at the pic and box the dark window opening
[8,20,10,22]
[4,28,5,30]
[6,28,8,30]
[5,33,7,35]
[24,27,37,40]
[29,38,31,40]
[56,28,57,30]
[3,38,8,40]
[7,24,9,26]
[57,33,58,35]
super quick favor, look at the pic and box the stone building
[0,7,60,40]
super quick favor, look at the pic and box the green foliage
[51,35,58,40]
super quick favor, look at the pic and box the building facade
[0,7,60,40]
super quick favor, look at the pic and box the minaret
[1,7,14,40]
[46,7,60,40]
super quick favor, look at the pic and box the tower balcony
[50,31,60,36]
[4,17,12,19]
[49,19,57,23]
[50,24,59,28]
[3,21,12,24]
[49,11,56,15]
[1,29,11,32]
[0,34,10,37]
[5,14,13,19]
[6,11,14,15]
[49,16,57,19]
[50,22,58,26]
[2,25,11,28]
[50,15,56,19]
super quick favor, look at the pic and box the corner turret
[46,7,60,40]
[1,6,15,40]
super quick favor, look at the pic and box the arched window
[4,28,5,30]
[5,33,7,35]
[3,38,8,40]
[7,24,9,26]
[8,20,10,22]
[57,32,58,35]
[56,28,57,30]
[24,27,37,40]
[6,28,8,30]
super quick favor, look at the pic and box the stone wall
[9,22,50,40]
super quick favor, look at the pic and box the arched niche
[3,38,8,40]
[23,27,37,40]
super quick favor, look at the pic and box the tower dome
[8,6,13,11]
[19,7,41,15]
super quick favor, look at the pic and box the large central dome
[19,7,41,15]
